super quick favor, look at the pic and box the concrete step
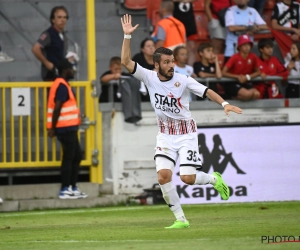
[0,183,99,200]
[0,201,19,212]
[0,195,129,212]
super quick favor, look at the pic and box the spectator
[132,38,155,70]
[248,0,267,15]
[174,46,196,78]
[224,0,268,62]
[32,6,69,81]
[254,39,288,99]
[193,42,224,99]
[47,59,87,199]
[132,38,155,102]
[0,45,14,62]
[151,1,186,50]
[222,35,261,100]
[173,0,197,65]
[204,0,232,54]
[99,56,131,103]
[285,41,300,98]
[271,0,300,41]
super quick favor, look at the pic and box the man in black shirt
[173,0,198,66]
[271,0,300,41]
[32,6,69,81]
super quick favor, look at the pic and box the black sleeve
[131,62,138,75]
[193,62,202,77]
[37,31,51,48]
[132,53,140,62]
[100,70,111,78]
[271,5,279,20]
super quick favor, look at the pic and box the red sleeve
[253,54,260,70]
[273,57,289,78]
[256,56,264,72]
[224,54,236,70]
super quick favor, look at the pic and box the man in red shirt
[254,39,289,99]
[222,34,261,100]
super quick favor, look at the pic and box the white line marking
[21,239,209,243]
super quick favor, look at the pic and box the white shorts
[208,19,226,40]
[154,132,202,174]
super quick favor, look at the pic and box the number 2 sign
[11,88,31,116]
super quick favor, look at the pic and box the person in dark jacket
[32,6,69,81]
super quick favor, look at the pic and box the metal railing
[0,81,91,168]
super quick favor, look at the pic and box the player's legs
[156,156,189,229]
[178,134,230,200]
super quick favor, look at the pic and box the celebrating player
[120,14,242,229]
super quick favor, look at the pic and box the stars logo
[210,67,215,72]
[174,82,181,88]
[248,59,252,64]
[271,64,274,69]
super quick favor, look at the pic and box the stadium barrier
[0,0,102,184]
[105,75,300,103]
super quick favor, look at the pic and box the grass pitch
[0,202,299,250]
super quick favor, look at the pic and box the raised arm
[120,14,139,73]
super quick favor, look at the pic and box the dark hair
[57,59,73,75]
[197,42,213,53]
[140,38,154,49]
[153,47,173,64]
[50,6,69,24]
[258,39,274,51]
[160,1,174,13]
[109,56,121,66]
[292,41,300,60]
[173,46,187,60]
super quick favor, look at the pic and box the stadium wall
[100,100,300,200]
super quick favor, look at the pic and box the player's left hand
[224,104,243,116]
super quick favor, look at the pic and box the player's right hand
[121,14,139,35]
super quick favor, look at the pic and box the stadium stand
[121,0,147,10]
[265,0,276,10]
[192,0,205,11]
[193,10,209,41]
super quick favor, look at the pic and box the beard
[237,4,247,9]
[158,66,174,80]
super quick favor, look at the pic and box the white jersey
[132,63,208,135]
[174,64,194,77]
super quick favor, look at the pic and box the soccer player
[120,14,242,229]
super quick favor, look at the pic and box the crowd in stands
[99,0,300,103]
